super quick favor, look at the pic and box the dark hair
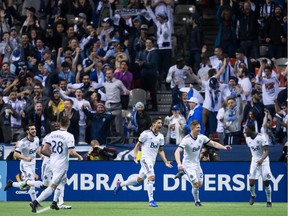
[25,123,35,132]
[246,124,255,132]
[151,116,162,124]
[64,98,74,105]
[208,68,217,78]
[60,116,70,128]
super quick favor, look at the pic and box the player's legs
[248,162,259,205]
[262,163,272,206]
[21,163,38,201]
[185,166,203,206]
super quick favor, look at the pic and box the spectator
[46,89,65,129]
[114,60,133,110]
[237,1,260,59]
[0,90,19,143]
[166,57,193,104]
[164,105,186,145]
[82,102,115,144]
[263,4,287,59]
[185,97,204,135]
[128,101,151,137]
[3,90,25,143]
[215,0,237,58]
[258,65,280,117]
[58,98,80,143]
[145,2,172,90]
[103,68,129,136]
[223,95,243,145]
[23,102,49,142]
[138,37,159,111]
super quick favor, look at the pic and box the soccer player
[174,120,232,206]
[29,116,83,213]
[4,123,42,201]
[114,116,173,207]
[245,124,273,207]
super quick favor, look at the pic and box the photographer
[85,139,117,161]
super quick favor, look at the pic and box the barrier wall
[3,161,287,202]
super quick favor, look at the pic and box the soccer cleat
[29,201,39,213]
[266,202,272,207]
[195,202,202,207]
[174,171,185,179]
[58,204,72,209]
[114,181,122,195]
[50,201,60,210]
[4,180,13,191]
[40,184,47,189]
[249,196,255,205]
[149,200,158,207]
[20,179,29,190]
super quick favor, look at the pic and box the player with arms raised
[29,116,83,213]
[114,116,173,207]
[174,120,232,206]
[245,124,273,207]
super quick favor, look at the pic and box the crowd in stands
[0,0,287,147]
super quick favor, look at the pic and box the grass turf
[0,202,286,216]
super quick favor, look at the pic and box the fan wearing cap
[164,105,186,145]
[185,97,204,134]
[98,17,114,52]
[145,3,172,89]
[21,7,39,35]
[82,102,116,144]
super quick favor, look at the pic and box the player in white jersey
[29,116,83,213]
[4,123,42,201]
[244,124,273,207]
[114,117,173,207]
[174,120,231,206]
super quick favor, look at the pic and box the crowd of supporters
[0,0,287,146]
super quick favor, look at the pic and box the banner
[6,161,287,202]
[0,161,7,201]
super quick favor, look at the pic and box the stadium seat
[259,45,268,57]
[128,88,147,108]
[175,4,196,15]
[275,58,288,68]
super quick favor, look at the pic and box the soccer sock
[147,180,155,202]
[249,185,256,197]
[192,187,200,202]
[12,182,22,188]
[265,185,272,202]
[58,187,65,205]
[27,180,43,188]
[28,186,36,201]
[121,176,138,187]
[53,183,64,202]
[36,186,54,203]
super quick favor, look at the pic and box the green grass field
[0,202,287,216]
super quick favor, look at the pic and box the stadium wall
[2,161,287,202]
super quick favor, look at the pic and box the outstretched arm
[159,146,173,168]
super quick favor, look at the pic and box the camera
[86,146,117,160]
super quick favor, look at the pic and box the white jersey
[42,133,51,165]
[15,136,40,165]
[179,134,210,166]
[46,129,75,171]
[139,129,164,163]
[261,77,279,106]
[246,133,269,163]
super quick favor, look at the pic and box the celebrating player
[174,120,232,206]
[4,123,42,201]
[29,116,83,213]
[245,124,273,207]
[114,116,173,207]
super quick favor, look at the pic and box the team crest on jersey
[256,140,261,145]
